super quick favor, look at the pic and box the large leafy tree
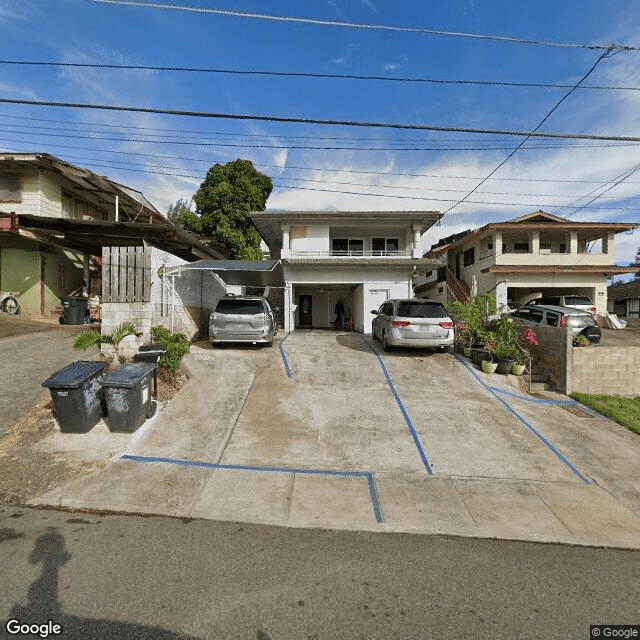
[177,159,272,260]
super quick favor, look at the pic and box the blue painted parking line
[278,332,293,379]
[121,454,384,523]
[454,356,590,485]
[359,336,434,475]
[487,386,579,406]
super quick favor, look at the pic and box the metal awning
[164,259,285,287]
[1,213,225,262]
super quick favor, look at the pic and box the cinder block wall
[572,346,640,397]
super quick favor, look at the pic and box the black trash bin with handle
[62,297,88,325]
[133,345,167,398]
[42,360,108,433]
[100,362,156,433]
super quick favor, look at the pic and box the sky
[1,0,640,275]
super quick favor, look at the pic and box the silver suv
[510,304,601,343]
[524,295,596,314]
[209,295,278,346]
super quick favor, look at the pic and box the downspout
[171,274,176,332]
[115,195,119,222]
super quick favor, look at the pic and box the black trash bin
[133,345,166,398]
[62,297,88,325]
[42,360,108,433]
[100,362,156,433]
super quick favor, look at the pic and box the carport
[163,260,286,331]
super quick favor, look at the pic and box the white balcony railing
[289,249,413,258]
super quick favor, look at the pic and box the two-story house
[413,211,638,314]
[0,152,222,322]
[250,210,443,333]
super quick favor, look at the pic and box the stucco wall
[0,236,84,318]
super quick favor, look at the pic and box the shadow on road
[9,528,202,640]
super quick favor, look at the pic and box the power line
[92,0,639,51]
[3,124,639,151]
[3,59,640,92]
[4,97,640,142]
[443,47,617,214]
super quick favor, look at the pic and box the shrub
[150,325,190,372]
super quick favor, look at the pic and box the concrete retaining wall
[526,326,572,393]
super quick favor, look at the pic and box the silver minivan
[209,295,278,346]
[371,299,455,352]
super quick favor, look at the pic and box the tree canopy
[177,159,272,260]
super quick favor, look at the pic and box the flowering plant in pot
[511,328,538,374]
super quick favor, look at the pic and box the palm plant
[73,322,140,366]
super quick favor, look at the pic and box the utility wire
[443,47,617,214]
[3,125,638,151]
[4,97,640,142]
[92,0,639,51]
[2,59,640,92]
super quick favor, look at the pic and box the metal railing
[289,249,412,258]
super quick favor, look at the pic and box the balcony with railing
[288,248,414,258]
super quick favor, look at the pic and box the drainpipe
[115,195,119,222]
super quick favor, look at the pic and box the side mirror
[370,310,378,315]
[274,307,280,312]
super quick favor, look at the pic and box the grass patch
[569,392,640,435]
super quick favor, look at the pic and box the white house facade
[250,210,443,333]
[413,211,638,314]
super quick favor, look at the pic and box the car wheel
[382,331,392,352]
[372,327,378,341]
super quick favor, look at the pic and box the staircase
[446,267,471,305]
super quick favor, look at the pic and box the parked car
[510,304,601,343]
[371,299,455,352]
[209,295,278,346]
[524,295,596,314]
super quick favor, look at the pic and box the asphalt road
[0,317,98,435]
[0,505,638,640]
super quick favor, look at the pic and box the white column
[412,224,421,258]
[281,223,291,257]
[496,280,509,311]
[530,231,540,254]
[569,231,578,254]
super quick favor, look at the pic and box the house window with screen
[331,238,364,256]
[0,174,21,202]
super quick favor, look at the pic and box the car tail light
[391,321,411,327]
[439,321,454,328]
[559,316,566,328]
[588,307,596,314]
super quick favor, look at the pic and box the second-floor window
[463,247,475,267]
[332,238,363,256]
[372,237,399,255]
[0,174,21,202]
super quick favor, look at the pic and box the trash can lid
[42,360,108,389]
[138,344,167,354]
[100,362,156,388]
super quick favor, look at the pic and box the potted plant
[492,342,520,374]
[573,334,591,347]
[512,328,538,375]
[449,292,497,362]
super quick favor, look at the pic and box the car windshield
[215,299,263,315]
[397,302,447,318]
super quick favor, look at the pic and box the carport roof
[164,259,285,287]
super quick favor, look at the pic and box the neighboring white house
[413,211,637,315]
[250,210,443,333]
[608,279,640,319]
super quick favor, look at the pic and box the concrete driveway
[27,330,640,548]
[0,316,98,435]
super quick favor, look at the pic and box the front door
[298,294,313,327]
